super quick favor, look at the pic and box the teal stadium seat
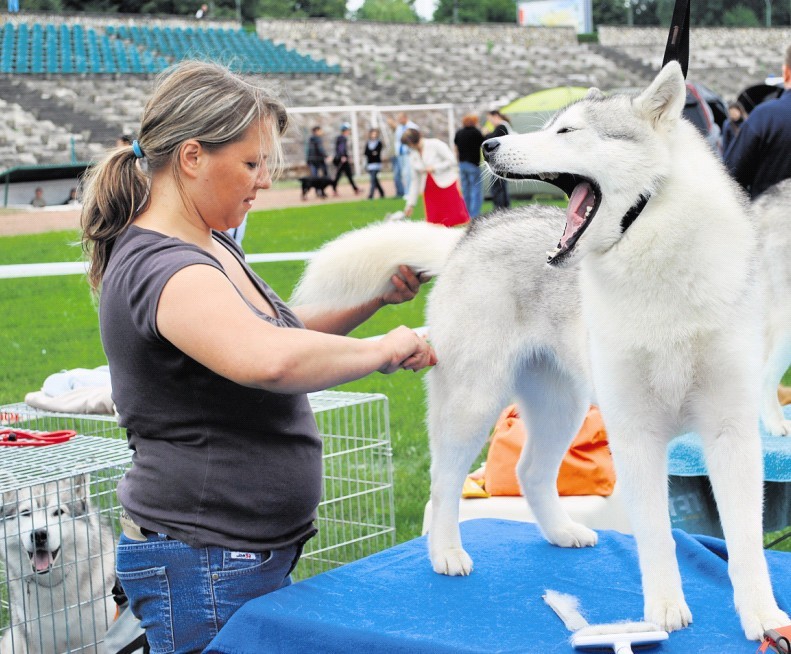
[15,23,29,73]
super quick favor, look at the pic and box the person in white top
[402,128,469,227]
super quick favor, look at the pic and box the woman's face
[369,130,378,139]
[193,120,272,231]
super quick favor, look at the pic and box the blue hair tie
[132,140,144,159]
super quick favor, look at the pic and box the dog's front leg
[608,426,692,632]
[699,415,790,640]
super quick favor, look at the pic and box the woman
[402,128,469,227]
[364,127,385,199]
[80,61,435,653]
[721,101,746,155]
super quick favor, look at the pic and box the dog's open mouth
[495,170,601,265]
[29,547,60,574]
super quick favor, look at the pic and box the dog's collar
[620,193,651,234]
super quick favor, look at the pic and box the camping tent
[496,87,589,198]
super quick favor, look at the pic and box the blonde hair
[80,60,288,293]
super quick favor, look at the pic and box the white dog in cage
[0,474,116,654]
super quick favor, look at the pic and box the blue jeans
[458,161,483,218]
[116,533,301,653]
[392,153,411,197]
[309,162,328,178]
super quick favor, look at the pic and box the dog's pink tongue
[33,550,53,572]
[561,183,595,247]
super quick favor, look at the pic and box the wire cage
[298,391,395,580]
[0,429,128,654]
[0,390,394,651]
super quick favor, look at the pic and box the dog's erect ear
[633,61,686,130]
[0,469,18,519]
[67,474,90,517]
[585,87,605,101]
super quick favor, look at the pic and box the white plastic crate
[0,390,394,651]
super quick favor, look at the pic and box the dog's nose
[481,138,500,161]
[33,529,48,547]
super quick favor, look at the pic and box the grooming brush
[543,589,669,654]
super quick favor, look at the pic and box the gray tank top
[100,226,322,551]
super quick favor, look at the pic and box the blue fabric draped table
[204,519,791,654]
[667,404,791,535]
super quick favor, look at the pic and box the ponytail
[80,146,149,293]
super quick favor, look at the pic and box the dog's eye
[557,127,577,134]
[19,509,31,517]
[52,507,67,517]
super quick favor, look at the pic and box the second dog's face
[0,477,89,587]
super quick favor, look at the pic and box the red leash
[0,428,77,447]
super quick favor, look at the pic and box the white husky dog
[0,474,116,654]
[291,62,789,640]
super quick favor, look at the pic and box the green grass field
[0,196,788,551]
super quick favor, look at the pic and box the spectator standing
[332,123,360,195]
[454,113,485,218]
[30,187,46,207]
[720,101,747,155]
[387,112,418,198]
[7,0,19,12]
[724,44,791,199]
[63,187,80,205]
[483,110,513,210]
[306,126,329,179]
[195,3,208,19]
[80,60,434,654]
[364,128,386,199]
[402,128,469,228]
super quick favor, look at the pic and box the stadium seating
[0,21,334,77]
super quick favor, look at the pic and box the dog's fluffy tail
[291,220,464,310]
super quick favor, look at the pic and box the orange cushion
[483,405,615,497]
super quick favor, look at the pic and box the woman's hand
[377,326,437,374]
[425,166,435,174]
[381,265,431,306]
[404,206,414,218]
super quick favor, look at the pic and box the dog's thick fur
[291,63,790,640]
[0,474,116,654]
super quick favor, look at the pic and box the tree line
[15,0,791,29]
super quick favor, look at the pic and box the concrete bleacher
[597,26,791,101]
[2,15,791,175]
[255,19,650,110]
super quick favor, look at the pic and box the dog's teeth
[546,248,560,258]
[585,206,592,216]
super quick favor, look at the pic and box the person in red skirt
[401,128,469,227]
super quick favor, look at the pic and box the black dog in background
[300,176,336,200]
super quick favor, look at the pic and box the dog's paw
[645,597,692,633]
[544,523,598,548]
[431,547,474,576]
[738,606,790,641]
[762,417,791,436]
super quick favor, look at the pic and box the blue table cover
[668,405,791,481]
[205,519,791,654]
